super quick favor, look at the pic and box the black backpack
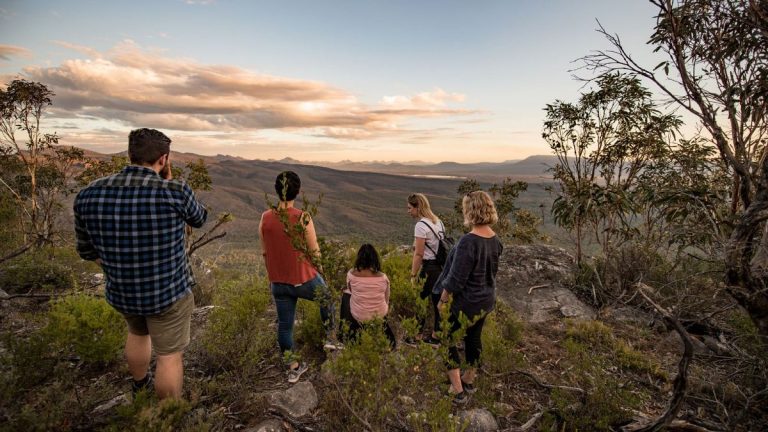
[419,220,455,266]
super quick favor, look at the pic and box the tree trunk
[725,153,768,338]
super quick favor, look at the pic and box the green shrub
[566,320,665,379]
[44,294,125,364]
[323,320,460,431]
[1,377,81,432]
[552,337,640,431]
[384,252,428,328]
[201,276,277,374]
[0,330,57,395]
[545,320,655,430]
[480,304,524,376]
[728,310,767,358]
[107,394,216,432]
[0,253,77,294]
[565,319,613,346]
[294,297,326,355]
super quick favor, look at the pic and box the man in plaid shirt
[74,128,207,399]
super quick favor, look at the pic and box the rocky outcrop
[268,381,318,418]
[457,408,499,432]
[245,419,288,432]
[496,244,595,322]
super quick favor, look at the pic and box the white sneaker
[287,362,308,384]
[323,340,344,351]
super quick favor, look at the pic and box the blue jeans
[270,274,334,354]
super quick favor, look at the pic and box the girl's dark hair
[354,243,381,273]
[274,170,301,201]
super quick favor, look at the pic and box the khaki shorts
[123,293,195,356]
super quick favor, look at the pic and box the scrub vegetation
[2,1,768,430]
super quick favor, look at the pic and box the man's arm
[181,183,208,228]
[74,211,99,261]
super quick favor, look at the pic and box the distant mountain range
[270,155,558,182]
[78,151,557,246]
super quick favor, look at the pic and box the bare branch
[622,283,695,432]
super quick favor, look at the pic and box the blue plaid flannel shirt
[74,165,208,315]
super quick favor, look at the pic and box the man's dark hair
[128,128,171,165]
[275,171,301,201]
[354,243,381,273]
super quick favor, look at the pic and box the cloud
[52,40,102,59]
[381,88,465,109]
[0,44,32,61]
[21,40,479,140]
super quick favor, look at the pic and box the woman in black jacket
[435,191,503,404]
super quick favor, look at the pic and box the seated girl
[340,244,396,346]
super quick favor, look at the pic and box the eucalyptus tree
[543,73,681,264]
[579,0,768,336]
[0,79,85,263]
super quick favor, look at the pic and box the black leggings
[420,260,443,333]
[340,292,396,347]
[447,312,487,369]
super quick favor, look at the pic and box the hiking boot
[422,335,440,347]
[451,391,469,405]
[287,362,309,384]
[131,371,154,397]
[461,379,477,394]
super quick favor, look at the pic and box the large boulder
[245,419,288,432]
[457,408,499,432]
[496,244,594,322]
[268,381,318,418]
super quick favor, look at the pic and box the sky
[0,0,665,163]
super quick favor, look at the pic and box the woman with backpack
[407,193,446,345]
[435,191,503,404]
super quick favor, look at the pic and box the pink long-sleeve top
[346,270,390,322]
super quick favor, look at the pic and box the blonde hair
[407,193,439,224]
[462,191,498,226]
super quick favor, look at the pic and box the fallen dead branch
[527,284,549,294]
[501,410,545,431]
[620,283,695,432]
[623,418,717,432]
[483,367,585,395]
[330,377,373,432]
[267,408,316,432]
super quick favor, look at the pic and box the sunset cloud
[52,40,102,59]
[0,44,32,61]
[21,41,478,140]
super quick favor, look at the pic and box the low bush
[0,253,77,294]
[384,252,428,333]
[44,293,125,364]
[322,320,460,431]
[480,304,524,376]
[542,320,656,430]
[200,276,277,375]
[106,394,218,432]
[0,330,57,395]
[572,242,723,314]
[565,320,665,379]
[294,297,326,356]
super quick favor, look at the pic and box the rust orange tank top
[261,207,318,285]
